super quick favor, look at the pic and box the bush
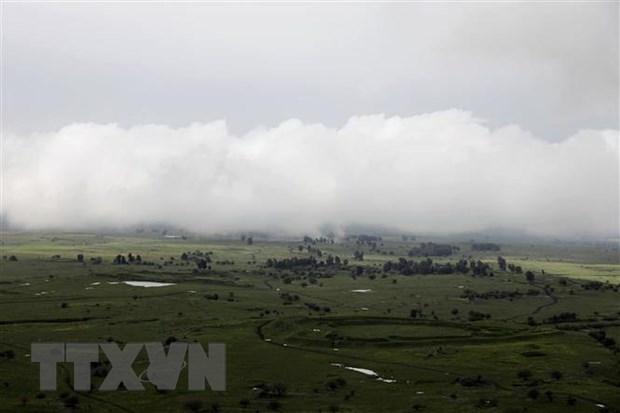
[457,376,487,387]
[468,310,487,322]
[527,388,539,400]
[183,398,203,413]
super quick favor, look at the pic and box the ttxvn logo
[31,342,226,391]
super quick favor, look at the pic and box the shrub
[527,388,539,400]
[183,398,203,413]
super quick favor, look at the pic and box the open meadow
[0,232,619,413]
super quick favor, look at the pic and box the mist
[2,110,618,239]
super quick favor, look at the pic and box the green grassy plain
[0,233,618,412]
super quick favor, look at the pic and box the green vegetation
[0,232,619,412]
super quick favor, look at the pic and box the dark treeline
[545,312,578,324]
[266,255,346,271]
[302,235,334,244]
[348,234,382,244]
[471,242,501,251]
[408,242,458,257]
[180,250,214,270]
[383,258,492,276]
[461,288,540,301]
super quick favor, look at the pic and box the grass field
[0,232,618,412]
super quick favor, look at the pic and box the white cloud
[3,110,618,238]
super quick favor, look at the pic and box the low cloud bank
[3,110,618,238]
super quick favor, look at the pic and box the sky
[1,2,619,239]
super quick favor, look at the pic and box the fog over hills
[3,111,618,239]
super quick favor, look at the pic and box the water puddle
[331,363,396,383]
[108,281,177,288]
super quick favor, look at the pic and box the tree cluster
[266,255,343,270]
[544,312,578,323]
[471,242,501,251]
[408,242,457,257]
[383,258,491,276]
[112,253,142,265]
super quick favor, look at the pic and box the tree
[113,254,127,265]
[196,258,208,270]
[525,271,535,283]
[497,256,506,271]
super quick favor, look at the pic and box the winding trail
[531,284,559,315]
